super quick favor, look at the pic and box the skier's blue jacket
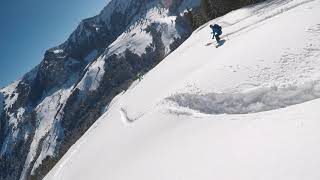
[210,24,222,36]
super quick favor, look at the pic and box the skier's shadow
[216,39,226,47]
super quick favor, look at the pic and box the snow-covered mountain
[42,0,320,179]
[0,0,204,179]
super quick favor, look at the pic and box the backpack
[213,24,222,31]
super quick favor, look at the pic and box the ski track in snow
[120,107,147,123]
[120,108,137,123]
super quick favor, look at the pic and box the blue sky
[0,0,110,88]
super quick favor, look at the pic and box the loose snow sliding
[166,80,320,114]
[45,0,320,179]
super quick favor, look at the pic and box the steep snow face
[0,67,39,161]
[107,6,180,56]
[0,81,20,111]
[76,0,195,93]
[76,55,106,92]
[19,73,79,180]
[45,0,320,179]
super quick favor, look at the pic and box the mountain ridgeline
[0,0,263,179]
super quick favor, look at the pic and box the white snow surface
[106,6,181,56]
[53,49,64,54]
[45,0,320,179]
[0,81,20,111]
[107,24,153,56]
[76,55,106,92]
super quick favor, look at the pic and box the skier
[210,24,222,42]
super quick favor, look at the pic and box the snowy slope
[45,0,320,179]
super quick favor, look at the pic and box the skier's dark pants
[213,31,222,42]
[215,35,221,42]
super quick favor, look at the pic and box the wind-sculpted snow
[167,81,320,114]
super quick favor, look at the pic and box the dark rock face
[0,0,264,179]
[28,52,81,104]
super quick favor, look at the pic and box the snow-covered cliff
[0,0,201,179]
